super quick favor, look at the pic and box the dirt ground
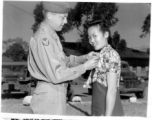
[1,85,148,117]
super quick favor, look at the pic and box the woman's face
[88,25,108,50]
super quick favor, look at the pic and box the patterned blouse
[84,44,121,89]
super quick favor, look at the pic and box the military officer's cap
[42,1,71,13]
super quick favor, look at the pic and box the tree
[118,39,127,52]
[112,31,120,50]
[111,31,127,52]
[3,43,27,61]
[140,13,151,38]
[3,37,29,61]
[3,37,29,52]
[146,48,150,55]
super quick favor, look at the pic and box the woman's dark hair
[87,20,113,46]
[31,2,45,33]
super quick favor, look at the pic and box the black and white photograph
[1,0,151,119]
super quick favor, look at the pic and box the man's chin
[56,27,63,31]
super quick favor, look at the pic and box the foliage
[3,37,29,52]
[112,31,127,52]
[3,37,29,61]
[112,31,120,49]
[140,13,151,38]
[3,43,27,61]
[118,39,127,52]
[146,48,150,55]
[77,31,94,54]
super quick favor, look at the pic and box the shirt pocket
[57,52,66,62]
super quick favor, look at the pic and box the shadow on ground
[120,95,131,99]
[74,94,88,97]
[68,102,91,116]
[2,93,27,99]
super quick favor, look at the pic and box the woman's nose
[90,38,94,44]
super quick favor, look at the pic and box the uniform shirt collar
[40,22,58,40]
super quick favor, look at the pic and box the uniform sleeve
[64,55,87,68]
[36,37,87,84]
[106,51,121,73]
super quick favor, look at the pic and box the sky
[2,1,151,50]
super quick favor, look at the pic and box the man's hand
[84,57,99,70]
[86,52,99,60]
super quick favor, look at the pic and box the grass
[1,98,147,117]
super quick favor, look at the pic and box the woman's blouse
[84,44,121,88]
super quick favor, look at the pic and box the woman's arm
[105,72,117,116]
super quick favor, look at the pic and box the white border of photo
[0,0,151,120]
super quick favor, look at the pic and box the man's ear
[47,12,52,20]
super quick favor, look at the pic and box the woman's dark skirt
[91,81,124,116]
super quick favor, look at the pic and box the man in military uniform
[28,1,99,115]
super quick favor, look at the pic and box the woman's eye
[93,35,97,38]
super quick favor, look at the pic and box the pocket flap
[57,52,66,61]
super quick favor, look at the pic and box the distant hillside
[134,46,149,52]
[118,48,149,59]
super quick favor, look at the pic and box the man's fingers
[92,56,100,60]
[92,53,98,57]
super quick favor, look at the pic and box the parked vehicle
[2,62,32,95]
[119,61,147,98]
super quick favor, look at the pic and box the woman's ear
[104,31,109,39]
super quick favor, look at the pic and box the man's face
[48,12,68,31]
